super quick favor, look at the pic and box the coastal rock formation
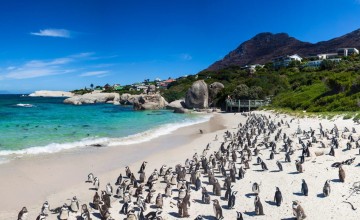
[29,90,75,97]
[148,85,156,94]
[166,100,189,113]
[132,94,168,110]
[208,82,224,106]
[185,80,209,109]
[63,93,120,105]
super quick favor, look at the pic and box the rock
[166,100,187,110]
[29,90,74,97]
[132,94,168,110]
[166,100,189,113]
[120,93,132,105]
[185,80,209,109]
[64,93,120,105]
[208,82,224,106]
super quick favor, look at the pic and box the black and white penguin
[93,177,100,190]
[87,173,94,183]
[238,166,246,179]
[228,191,237,209]
[261,161,268,171]
[254,195,264,215]
[225,185,233,201]
[212,199,224,220]
[41,201,50,216]
[59,204,69,220]
[202,187,210,204]
[70,196,79,213]
[274,187,283,206]
[276,161,283,171]
[301,179,308,196]
[115,173,122,185]
[252,182,260,194]
[339,165,345,182]
[295,160,303,173]
[236,211,244,220]
[17,207,28,220]
[323,180,331,197]
[36,213,46,220]
[195,177,202,191]
[139,161,147,173]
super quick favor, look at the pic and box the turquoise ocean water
[0,95,209,159]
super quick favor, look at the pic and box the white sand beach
[1,111,360,220]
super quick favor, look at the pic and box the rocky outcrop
[185,80,209,109]
[63,93,120,105]
[208,82,224,106]
[166,99,189,113]
[131,94,168,110]
[29,90,75,97]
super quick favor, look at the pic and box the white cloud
[0,52,93,80]
[180,53,192,61]
[80,71,109,77]
[30,28,71,38]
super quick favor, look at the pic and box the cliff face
[206,28,360,71]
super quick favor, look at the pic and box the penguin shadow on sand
[168,212,181,218]
[245,193,258,198]
[270,170,281,173]
[317,193,326,198]
[265,200,277,206]
[91,212,102,219]
[331,178,342,183]
[244,210,257,216]
[293,192,305,196]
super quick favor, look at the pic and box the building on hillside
[113,85,123,91]
[94,86,103,90]
[337,48,359,57]
[272,54,302,68]
[136,85,148,92]
[241,64,264,72]
[317,53,338,60]
[104,84,111,90]
[159,78,176,89]
[304,58,342,68]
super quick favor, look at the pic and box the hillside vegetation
[163,54,360,112]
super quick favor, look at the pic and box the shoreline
[0,112,235,219]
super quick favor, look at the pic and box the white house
[337,48,359,57]
[317,53,338,60]
[272,54,302,68]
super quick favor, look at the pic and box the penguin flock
[17,112,360,219]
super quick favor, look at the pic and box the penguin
[212,199,224,220]
[93,177,100,190]
[254,195,264,215]
[106,182,113,196]
[139,161,147,173]
[87,173,94,183]
[70,196,79,212]
[285,151,291,162]
[36,213,46,220]
[59,204,69,220]
[339,165,345,182]
[292,200,306,220]
[213,179,221,196]
[274,187,283,206]
[236,211,244,220]
[125,166,132,178]
[202,187,210,204]
[115,173,122,185]
[155,193,163,208]
[228,191,237,209]
[139,171,146,183]
[301,179,308,196]
[17,207,28,220]
[329,146,335,156]
[295,160,303,173]
[101,190,111,208]
[41,201,50,216]
[165,183,172,197]
[276,161,283,171]
[261,161,268,171]
[269,151,274,160]
[323,180,331,197]
[195,177,202,191]
[92,191,101,210]
[252,182,260,194]
[225,185,233,201]
[238,167,246,179]
[159,165,167,176]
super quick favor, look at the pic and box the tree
[90,83,94,90]
[232,84,249,99]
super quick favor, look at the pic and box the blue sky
[0,0,360,93]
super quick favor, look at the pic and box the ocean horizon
[0,94,210,161]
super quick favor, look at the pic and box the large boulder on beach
[132,94,168,110]
[185,80,208,109]
[166,100,189,113]
[208,82,224,106]
[64,93,120,105]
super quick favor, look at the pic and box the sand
[1,111,360,219]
